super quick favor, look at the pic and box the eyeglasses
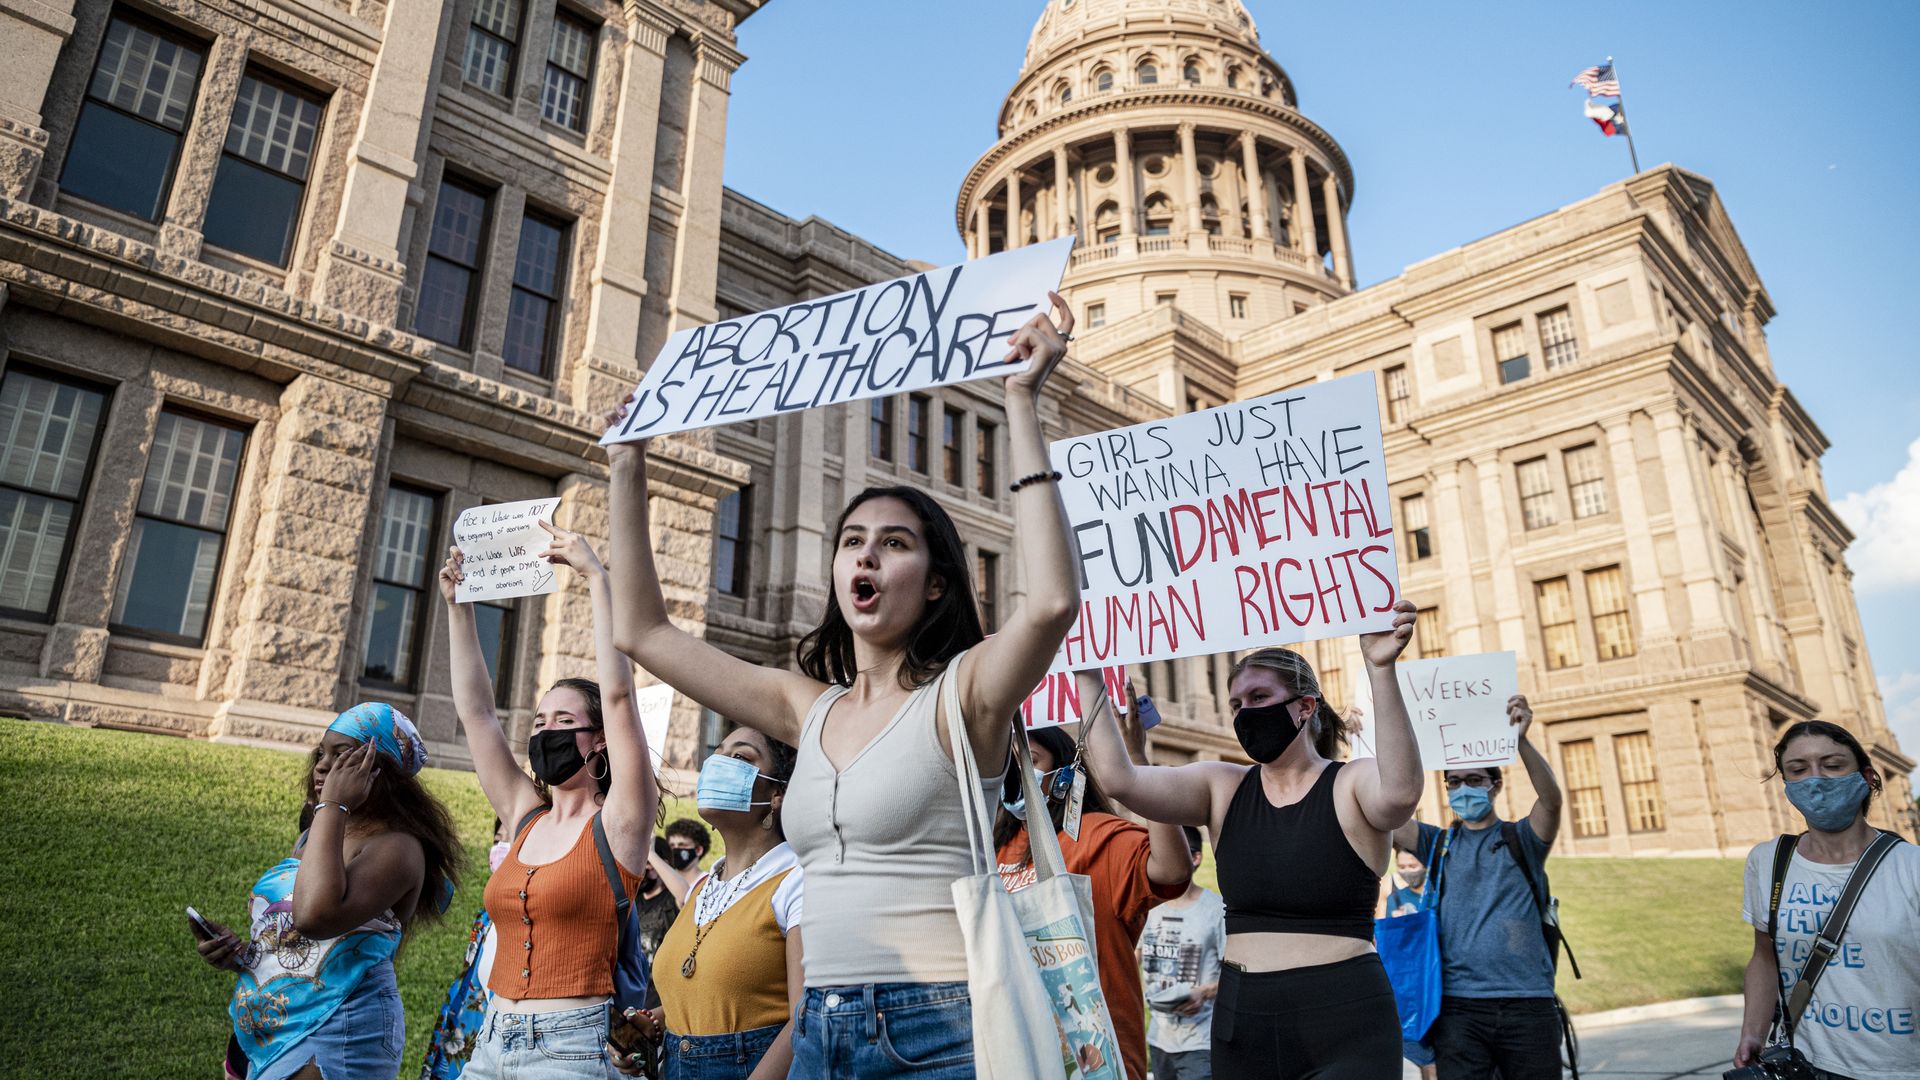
[1444,776,1493,790]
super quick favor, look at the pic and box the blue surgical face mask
[1785,772,1870,832]
[1002,766,1049,820]
[1448,785,1494,823]
[696,753,781,813]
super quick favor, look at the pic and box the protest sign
[453,498,561,603]
[634,682,675,771]
[601,237,1074,443]
[1020,665,1130,731]
[1347,651,1520,769]
[1048,371,1399,672]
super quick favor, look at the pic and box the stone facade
[0,0,1908,851]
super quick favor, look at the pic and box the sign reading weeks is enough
[601,238,1074,443]
[1049,372,1400,671]
[1349,651,1521,770]
[453,498,561,603]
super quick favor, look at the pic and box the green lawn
[0,720,1747,1077]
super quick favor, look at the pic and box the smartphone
[605,1003,651,1059]
[186,905,217,940]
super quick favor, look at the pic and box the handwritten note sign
[1048,372,1399,672]
[1020,666,1131,731]
[453,499,560,603]
[634,683,675,771]
[1348,652,1520,770]
[601,238,1075,443]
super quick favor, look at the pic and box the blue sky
[724,1,1920,772]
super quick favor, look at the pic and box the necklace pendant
[681,953,696,978]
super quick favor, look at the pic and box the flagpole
[1608,55,1643,174]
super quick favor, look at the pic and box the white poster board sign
[1048,371,1400,672]
[453,498,561,603]
[634,682,675,771]
[602,237,1075,443]
[1348,651,1520,770]
[1021,665,1130,731]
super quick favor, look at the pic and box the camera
[1723,1046,1815,1080]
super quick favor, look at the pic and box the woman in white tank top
[606,295,1083,1078]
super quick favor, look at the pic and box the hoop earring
[590,753,609,782]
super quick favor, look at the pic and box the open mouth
[850,575,879,612]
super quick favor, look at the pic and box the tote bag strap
[942,648,997,876]
[1009,716,1070,886]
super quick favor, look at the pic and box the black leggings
[1212,953,1403,1079]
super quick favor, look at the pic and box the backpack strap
[591,812,633,937]
[515,806,547,841]
[1500,820,1581,980]
[1780,832,1903,1040]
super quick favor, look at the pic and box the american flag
[1570,63,1620,97]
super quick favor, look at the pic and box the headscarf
[327,703,429,777]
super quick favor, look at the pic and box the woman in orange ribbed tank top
[438,522,658,1079]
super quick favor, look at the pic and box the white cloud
[1836,436,1920,594]
[1882,671,1920,763]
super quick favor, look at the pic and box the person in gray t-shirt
[1138,827,1225,1080]
[1391,695,1565,1080]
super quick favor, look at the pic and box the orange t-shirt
[997,812,1187,1080]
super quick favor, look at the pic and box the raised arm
[1118,682,1201,889]
[604,428,815,746]
[540,522,656,872]
[292,743,427,938]
[1510,695,1563,846]
[439,548,544,829]
[1345,600,1424,833]
[1076,669,1232,829]
[957,293,1083,763]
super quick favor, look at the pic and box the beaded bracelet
[1009,470,1063,493]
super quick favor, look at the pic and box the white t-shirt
[1742,835,1920,1079]
[689,841,804,935]
[1138,888,1226,1054]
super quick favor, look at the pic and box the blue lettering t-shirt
[1416,819,1556,998]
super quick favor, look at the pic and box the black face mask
[1233,696,1304,764]
[528,729,588,785]
[668,847,699,870]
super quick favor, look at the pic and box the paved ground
[1402,996,1744,1079]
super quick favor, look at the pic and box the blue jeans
[789,982,973,1078]
[250,959,403,1080]
[661,1021,781,1080]
[462,1001,621,1080]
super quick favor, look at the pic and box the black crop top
[1214,761,1380,940]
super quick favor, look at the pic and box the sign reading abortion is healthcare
[1048,372,1401,672]
[601,238,1074,443]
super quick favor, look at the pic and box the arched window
[1057,81,1072,105]
[1136,60,1159,85]
[1094,201,1120,244]
[1095,69,1114,92]
[1023,100,1038,120]
[1143,193,1173,236]
[1226,66,1241,90]
[1183,59,1202,85]
[1200,194,1222,236]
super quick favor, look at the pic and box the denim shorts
[251,959,403,1080]
[461,1001,622,1080]
[789,981,973,1078]
[661,1020,782,1080]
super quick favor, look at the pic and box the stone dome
[1025,0,1261,70]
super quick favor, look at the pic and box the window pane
[1587,565,1635,659]
[1492,322,1526,361]
[549,15,592,75]
[908,396,928,473]
[976,419,996,496]
[472,0,523,41]
[1416,607,1444,657]
[869,398,892,461]
[0,372,106,499]
[1384,365,1409,422]
[202,157,306,266]
[1562,739,1607,837]
[375,488,436,587]
[137,413,244,529]
[361,581,420,684]
[513,216,566,297]
[1615,731,1665,832]
[503,290,554,374]
[417,259,476,348]
[1536,577,1580,669]
[466,30,515,95]
[60,102,179,220]
[224,76,322,179]
[1565,443,1608,518]
[90,17,202,129]
[0,490,76,614]
[714,488,743,596]
[542,68,587,131]
[431,182,490,268]
[943,408,963,485]
[976,551,998,631]
[111,517,223,638]
[1517,457,1555,530]
[474,600,514,697]
[1540,307,1579,370]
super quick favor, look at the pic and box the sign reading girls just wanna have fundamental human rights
[601,238,1075,443]
[1048,372,1401,671]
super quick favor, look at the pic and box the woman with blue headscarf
[193,703,464,1080]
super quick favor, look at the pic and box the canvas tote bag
[943,653,1124,1080]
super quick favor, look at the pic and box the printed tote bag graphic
[943,654,1124,1080]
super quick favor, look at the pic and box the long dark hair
[1769,720,1881,810]
[796,486,983,689]
[303,750,462,932]
[1228,647,1347,759]
[993,725,1114,851]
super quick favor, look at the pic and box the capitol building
[0,0,1908,853]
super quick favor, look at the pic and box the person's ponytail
[1311,699,1347,759]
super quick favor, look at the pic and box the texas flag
[1584,98,1628,137]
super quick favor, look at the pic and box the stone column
[0,0,78,199]
[1115,128,1137,238]
[1323,171,1352,286]
[1179,123,1204,234]
[210,375,389,745]
[974,203,990,257]
[1651,404,1735,661]
[666,37,744,334]
[1470,451,1525,653]
[1240,131,1270,240]
[1289,148,1317,260]
[1431,464,1481,655]
[1053,144,1072,239]
[312,0,448,325]
[1006,169,1022,248]
[766,410,829,633]
[1602,412,1677,658]
[572,11,671,408]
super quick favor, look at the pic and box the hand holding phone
[186,905,217,940]
[189,906,244,971]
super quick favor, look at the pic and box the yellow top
[652,861,798,1036]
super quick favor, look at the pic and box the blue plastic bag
[1375,832,1443,1042]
